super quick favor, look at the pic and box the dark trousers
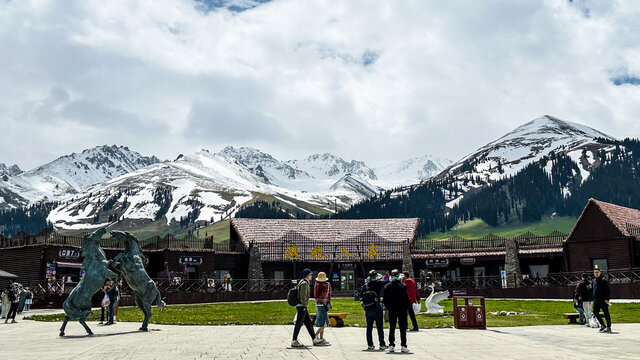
[6,303,18,320]
[408,304,419,329]
[107,302,115,324]
[388,310,407,348]
[100,306,106,322]
[593,301,611,328]
[292,306,315,341]
[365,307,385,347]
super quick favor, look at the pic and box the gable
[567,202,625,242]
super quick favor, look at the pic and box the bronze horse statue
[110,230,165,331]
[60,228,117,336]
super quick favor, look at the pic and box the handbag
[412,302,421,314]
[101,294,111,307]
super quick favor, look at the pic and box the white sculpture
[425,284,450,314]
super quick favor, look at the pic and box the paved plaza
[2,313,639,360]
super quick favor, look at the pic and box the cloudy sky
[1,0,640,170]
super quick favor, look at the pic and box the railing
[436,268,640,290]
[0,230,245,252]
[413,231,567,251]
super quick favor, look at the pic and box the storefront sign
[460,257,476,265]
[58,249,80,260]
[426,259,449,268]
[179,256,203,265]
[339,263,355,269]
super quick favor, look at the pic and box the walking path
[1,316,639,359]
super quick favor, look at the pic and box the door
[474,267,486,289]
[340,270,355,291]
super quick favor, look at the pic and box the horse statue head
[81,227,107,263]
[110,230,143,258]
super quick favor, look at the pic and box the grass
[27,298,640,328]
[425,216,578,240]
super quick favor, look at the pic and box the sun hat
[390,269,400,280]
[316,272,328,282]
[303,268,313,277]
[367,270,383,282]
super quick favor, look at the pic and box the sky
[1,0,640,170]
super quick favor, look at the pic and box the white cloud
[1,0,640,170]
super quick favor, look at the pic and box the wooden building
[565,199,640,272]
[230,218,420,291]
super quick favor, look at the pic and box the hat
[367,270,383,282]
[303,268,313,277]
[316,272,328,282]
[594,265,600,270]
[390,269,400,280]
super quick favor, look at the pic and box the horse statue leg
[59,316,70,337]
[79,310,94,335]
[134,294,151,331]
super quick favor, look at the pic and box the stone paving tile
[2,318,640,360]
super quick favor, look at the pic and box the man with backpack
[290,268,321,348]
[360,270,388,351]
[383,269,410,353]
[4,282,21,324]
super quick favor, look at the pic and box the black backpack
[7,289,17,302]
[360,284,379,310]
[287,281,300,306]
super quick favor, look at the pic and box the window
[592,259,608,273]
[273,270,284,285]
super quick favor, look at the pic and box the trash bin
[453,296,486,330]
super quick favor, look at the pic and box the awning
[0,269,18,279]
[56,262,83,269]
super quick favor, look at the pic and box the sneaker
[379,345,388,350]
[99,321,104,325]
[321,339,331,346]
[605,327,612,333]
[401,346,409,353]
[598,326,607,333]
[366,346,375,351]
[409,327,419,332]
[388,346,395,353]
[313,338,324,346]
[11,320,17,323]
[291,339,305,348]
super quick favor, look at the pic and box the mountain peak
[497,115,614,144]
[0,163,23,177]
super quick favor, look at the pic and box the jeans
[593,301,611,328]
[365,306,385,347]
[107,302,115,324]
[575,306,585,325]
[388,310,407,348]
[292,306,315,341]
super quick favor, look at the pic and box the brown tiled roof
[231,218,420,247]
[569,199,640,238]
[411,246,563,259]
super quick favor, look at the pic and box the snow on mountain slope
[439,115,617,207]
[286,153,377,182]
[0,145,160,206]
[373,155,452,188]
[0,163,22,177]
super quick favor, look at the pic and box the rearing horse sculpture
[110,230,165,331]
[60,228,117,336]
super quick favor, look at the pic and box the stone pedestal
[248,244,264,291]
[504,238,522,288]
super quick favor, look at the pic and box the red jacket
[404,277,420,304]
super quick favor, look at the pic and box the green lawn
[28,298,640,328]
[425,217,577,240]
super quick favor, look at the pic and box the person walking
[402,271,420,331]
[23,287,33,311]
[360,270,388,351]
[1,287,9,319]
[383,269,410,353]
[17,285,28,314]
[592,267,612,333]
[4,282,21,323]
[574,273,592,326]
[291,268,321,348]
[313,272,331,345]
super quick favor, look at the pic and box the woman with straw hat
[314,272,332,345]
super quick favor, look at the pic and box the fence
[413,230,567,251]
[0,229,244,252]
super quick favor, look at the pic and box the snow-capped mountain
[439,115,617,207]
[286,153,377,182]
[373,155,452,189]
[0,145,160,206]
[0,163,22,177]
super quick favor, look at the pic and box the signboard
[179,256,203,266]
[500,270,507,289]
[460,257,476,266]
[451,289,467,296]
[426,259,449,268]
[58,249,80,260]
